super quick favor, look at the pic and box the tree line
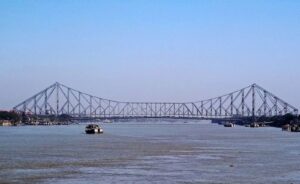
[0,111,21,123]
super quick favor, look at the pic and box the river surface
[0,120,300,184]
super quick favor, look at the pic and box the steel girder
[13,82,298,118]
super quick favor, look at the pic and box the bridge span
[13,82,298,120]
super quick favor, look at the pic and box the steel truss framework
[13,82,298,118]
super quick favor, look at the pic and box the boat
[224,122,234,127]
[103,119,112,123]
[282,124,291,131]
[250,122,259,128]
[85,124,103,134]
[282,124,300,132]
[291,124,300,132]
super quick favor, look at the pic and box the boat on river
[85,124,103,134]
[224,122,234,127]
[282,124,300,132]
[250,122,259,128]
[103,119,112,123]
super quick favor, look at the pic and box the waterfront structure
[0,120,12,126]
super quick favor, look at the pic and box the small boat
[258,122,266,127]
[103,119,112,123]
[282,124,291,131]
[283,124,300,132]
[291,125,300,132]
[250,122,259,128]
[85,124,103,134]
[224,122,234,127]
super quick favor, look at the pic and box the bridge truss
[13,82,298,119]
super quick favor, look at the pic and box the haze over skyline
[1,0,299,110]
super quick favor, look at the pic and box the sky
[0,0,300,110]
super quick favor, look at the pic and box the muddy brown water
[0,121,300,184]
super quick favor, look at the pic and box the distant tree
[21,112,29,123]
[0,111,21,123]
[283,113,295,122]
[48,115,56,122]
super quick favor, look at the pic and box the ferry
[85,124,103,134]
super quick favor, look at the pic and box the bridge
[13,82,298,120]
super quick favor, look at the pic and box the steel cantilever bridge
[13,82,298,120]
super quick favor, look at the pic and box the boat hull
[85,124,104,134]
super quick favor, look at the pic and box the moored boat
[282,124,291,131]
[224,122,234,127]
[282,124,300,132]
[291,124,300,132]
[85,124,103,134]
[250,122,259,128]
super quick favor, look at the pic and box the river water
[0,120,300,184]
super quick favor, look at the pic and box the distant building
[0,120,12,126]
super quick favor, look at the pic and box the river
[0,120,300,184]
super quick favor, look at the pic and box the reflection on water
[1,120,300,184]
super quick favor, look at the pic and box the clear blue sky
[0,0,299,110]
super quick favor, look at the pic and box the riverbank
[1,111,299,129]
[0,111,74,126]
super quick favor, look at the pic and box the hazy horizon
[1,0,300,110]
